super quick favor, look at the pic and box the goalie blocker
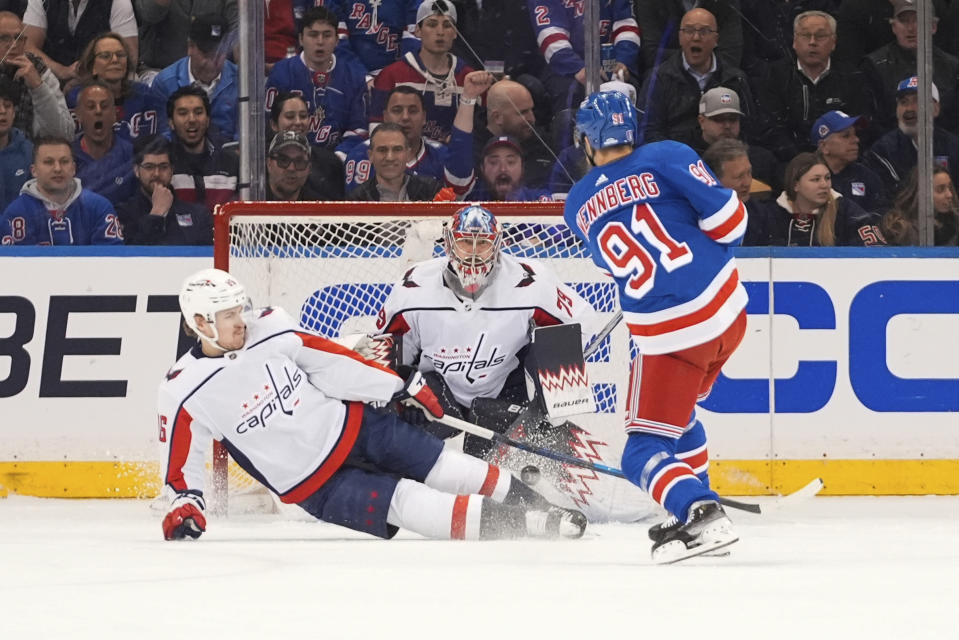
[524,323,595,419]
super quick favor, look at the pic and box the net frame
[212,200,628,513]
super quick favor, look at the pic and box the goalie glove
[162,491,207,541]
[392,367,445,421]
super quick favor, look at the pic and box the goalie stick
[431,413,805,514]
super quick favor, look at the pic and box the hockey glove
[162,491,207,541]
[392,367,445,421]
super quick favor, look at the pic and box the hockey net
[212,201,637,517]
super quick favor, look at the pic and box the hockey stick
[434,413,764,514]
[583,310,623,359]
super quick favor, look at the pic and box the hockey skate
[649,512,731,558]
[650,501,737,564]
[526,507,588,539]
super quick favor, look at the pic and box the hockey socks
[387,479,585,540]
[676,416,711,490]
[621,432,718,522]
[423,449,511,501]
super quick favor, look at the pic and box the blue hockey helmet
[443,204,502,298]
[574,90,638,152]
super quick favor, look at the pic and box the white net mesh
[216,202,638,517]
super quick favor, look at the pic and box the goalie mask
[443,205,502,298]
[179,268,251,351]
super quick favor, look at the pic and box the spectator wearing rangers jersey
[746,152,885,246]
[0,12,76,141]
[564,91,746,563]
[71,81,136,206]
[265,6,369,155]
[812,110,887,215]
[66,32,169,142]
[370,0,476,144]
[469,136,551,202]
[165,85,238,214]
[344,74,489,194]
[158,268,586,542]
[0,135,123,245]
[638,8,759,150]
[347,122,443,200]
[527,0,639,113]
[269,91,344,200]
[371,205,599,457]
[116,135,213,245]
[151,14,239,141]
[323,0,419,76]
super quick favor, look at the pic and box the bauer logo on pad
[524,323,596,418]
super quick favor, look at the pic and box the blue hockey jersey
[323,0,419,75]
[343,126,474,194]
[266,53,370,151]
[563,141,747,354]
[0,178,123,245]
[67,81,169,142]
[529,0,640,77]
[73,136,137,206]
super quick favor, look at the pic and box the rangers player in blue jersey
[266,6,370,154]
[563,91,748,563]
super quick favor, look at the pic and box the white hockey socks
[423,449,511,502]
[387,479,484,539]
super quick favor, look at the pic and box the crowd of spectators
[1,0,958,247]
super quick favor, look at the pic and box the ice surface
[1,495,956,639]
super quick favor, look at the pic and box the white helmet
[179,268,250,350]
[442,204,502,298]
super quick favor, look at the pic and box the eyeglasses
[139,162,171,172]
[94,50,128,62]
[795,31,833,42]
[0,32,24,46]
[270,154,309,170]
[679,27,717,38]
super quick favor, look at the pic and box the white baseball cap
[416,0,457,25]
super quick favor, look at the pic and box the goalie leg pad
[424,449,511,502]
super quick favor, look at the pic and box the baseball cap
[269,131,310,155]
[482,136,522,157]
[416,0,457,25]
[896,76,940,102]
[699,87,744,118]
[189,14,229,53]
[810,110,863,144]
[892,0,917,17]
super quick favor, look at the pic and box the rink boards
[0,246,957,497]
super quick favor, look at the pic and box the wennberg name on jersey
[563,140,748,355]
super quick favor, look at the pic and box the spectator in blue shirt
[72,81,136,205]
[0,76,33,214]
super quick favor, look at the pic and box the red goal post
[211,200,628,512]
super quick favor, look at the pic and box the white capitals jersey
[157,307,404,504]
[374,254,601,407]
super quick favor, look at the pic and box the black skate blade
[653,536,739,565]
